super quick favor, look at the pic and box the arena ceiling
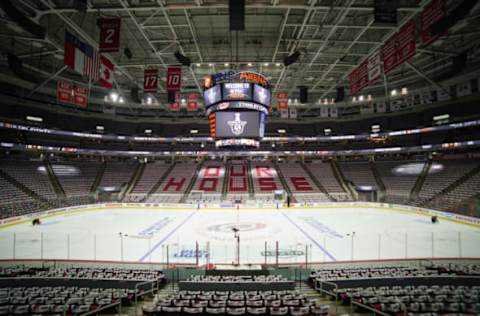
[0,0,480,112]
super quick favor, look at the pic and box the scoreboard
[203,71,271,147]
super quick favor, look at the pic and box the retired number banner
[144,69,158,93]
[166,66,182,91]
[276,92,288,110]
[98,17,121,52]
[187,93,198,111]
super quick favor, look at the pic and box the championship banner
[98,17,121,52]
[382,32,399,74]
[397,20,416,65]
[348,60,368,95]
[170,91,180,111]
[421,0,446,46]
[73,86,88,108]
[320,107,328,118]
[276,92,288,110]
[56,80,88,108]
[144,69,158,93]
[57,80,73,104]
[187,93,198,111]
[330,106,338,118]
[367,51,381,83]
[280,109,289,118]
[166,66,182,91]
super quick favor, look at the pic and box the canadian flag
[99,55,114,89]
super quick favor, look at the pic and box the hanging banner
[421,0,446,46]
[56,80,88,108]
[144,69,158,93]
[187,93,198,111]
[382,32,399,74]
[280,109,289,118]
[170,91,181,111]
[397,20,416,65]
[73,86,88,108]
[57,80,73,104]
[367,51,381,83]
[276,92,288,110]
[166,66,182,91]
[330,107,338,118]
[320,107,329,118]
[456,81,472,97]
[349,60,368,95]
[98,17,121,52]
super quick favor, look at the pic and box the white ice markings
[280,212,336,261]
[138,217,173,237]
[138,211,198,262]
[299,217,344,239]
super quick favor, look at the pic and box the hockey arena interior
[0,0,480,315]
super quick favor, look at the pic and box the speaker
[374,0,399,24]
[335,86,345,102]
[0,0,46,38]
[130,87,140,103]
[283,51,301,67]
[299,86,308,103]
[73,0,87,12]
[174,51,191,67]
[124,47,133,60]
[431,0,476,36]
[167,91,175,103]
[229,0,245,31]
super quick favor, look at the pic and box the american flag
[64,30,100,82]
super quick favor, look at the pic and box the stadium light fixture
[208,63,213,66]
[264,63,269,66]
[367,95,372,101]
[401,87,408,95]
[96,125,104,131]
[26,115,43,122]
[352,96,357,102]
[277,129,286,134]
[146,97,152,105]
[196,63,201,67]
[433,114,450,125]
[275,63,281,67]
[324,128,332,135]
[247,63,253,66]
[390,89,398,96]
[224,63,229,67]
[358,95,364,102]
[118,97,124,103]
[190,129,198,134]
[110,92,119,102]
[371,124,380,133]
[144,129,152,134]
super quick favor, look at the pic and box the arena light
[275,63,281,67]
[190,129,198,134]
[390,89,398,96]
[277,129,286,134]
[110,92,119,102]
[26,115,43,122]
[144,129,152,134]
[401,87,408,95]
[96,125,104,131]
[263,63,269,66]
[208,63,213,66]
[324,128,332,135]
[358,95,364,102]
[371,124,381,133]
[196,63,201,67]
[247,63,253,66]
[433,114,450,121]
[118,96,124,103]
[224,63,229,67]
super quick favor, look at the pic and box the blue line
[139,211,198,262]
[281,211,336,261]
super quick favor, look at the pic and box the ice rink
[0,206,479,264]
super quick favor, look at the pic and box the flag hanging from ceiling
[99,55,114,89]
[64,30,100,81]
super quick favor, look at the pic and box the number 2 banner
[144,69,158,93]
[166,66,182,91]
[98,17,121,52]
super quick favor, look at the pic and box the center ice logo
[227,113,247,136]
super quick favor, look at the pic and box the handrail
[79,301,121,316]
[134,279,158,316]
[350,299,391,316]
[315,279,339,316]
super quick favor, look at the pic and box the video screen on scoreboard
[253,84,271,107]
[203,85,221,107]
[222,83,252,101]
[215,111,261,138]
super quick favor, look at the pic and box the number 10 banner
[166,66,182,91]
[98,17,121,52]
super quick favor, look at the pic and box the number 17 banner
[144,69,158,93]
[166,66,182,91]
